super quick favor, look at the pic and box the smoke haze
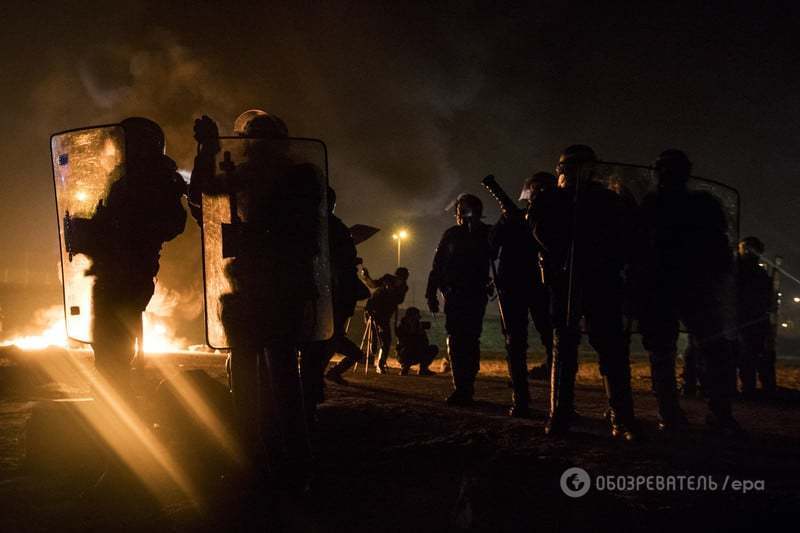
[1,2,799,343]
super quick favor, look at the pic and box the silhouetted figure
[737,236,776,396]
[362,266,409,373]
[190,110,323,489]
[320,186,369,386]
[85,117,186,398]
[637,149,741,434]
[426,194,492,406]
[396,307,438,375]
[529,145,640,440]
[489,172,555,418]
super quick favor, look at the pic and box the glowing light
[392,229,409,240]
[75,191,88,202]
[793,297,800,303]
[782,323,789,328]
[0,306,67,350]
[142,317,185,353]
[1,288,191,353]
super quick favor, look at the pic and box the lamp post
[392,229,408,267]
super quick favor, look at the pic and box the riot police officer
[737,236,775,397]
[637,149,741,434]
[88,117,186,400]
[426,194,493,405]
[489,172,555,417]
[320,186,369,386]
[190,111,322,488]
[529,145,640,440]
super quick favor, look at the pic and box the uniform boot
[602,373,642,442]
[326,356,356,385]
[649,351,688,432]
[545,334,577,435]
[446,336,474,405]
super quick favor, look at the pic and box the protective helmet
[558,144,597,165]
[455,193,483,225]
[739,236,765,256]
[233,109,289,138]
[654,149,692,187]
[556,145,597,187]
[519,171,557,201]
[121,116,165,156]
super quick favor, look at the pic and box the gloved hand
[193,115,220,154]
[427,297,439,314]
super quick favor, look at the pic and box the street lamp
[392,229,409,267]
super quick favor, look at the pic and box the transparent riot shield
[51,125,126,343]
[577,162,657,332]
[201,137,333,349]
[687,176,740,339]
[687,176,740,249]
[590,161,658,206]
[583,162,740,335]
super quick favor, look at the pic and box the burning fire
[1,284,195,353]
[0,306,68,350]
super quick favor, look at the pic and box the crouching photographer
[396,307,438,376]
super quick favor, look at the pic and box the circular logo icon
[560,467,591,498]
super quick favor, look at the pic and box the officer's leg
[682,335,700,396]
[758,329,777,394]
[446,333,473,403]
[586,288,639,441]
[299,340,329,424]
[529,283,554,377]
[464,298,486,392]
[545,284,579,435]
[444,296,483,404]
[639,286,687,432]
[229,345,264,466]
[91,290,137,402]
[261,340,312,490]
[737,327,758,396]
[326,313,365,381]
[419,345,439,374]
[504,293,531,417]
[680,282,740,432]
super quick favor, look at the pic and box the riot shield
[576,162,657,332]
[687,176,740,250]
[51,125,126,343]
[590,161,658,206]
[582,162,740,336]
[687,176,740,339]
[201,137,333,349]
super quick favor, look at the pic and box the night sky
[1,1,799,333]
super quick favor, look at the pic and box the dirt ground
[1,347,799,532]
